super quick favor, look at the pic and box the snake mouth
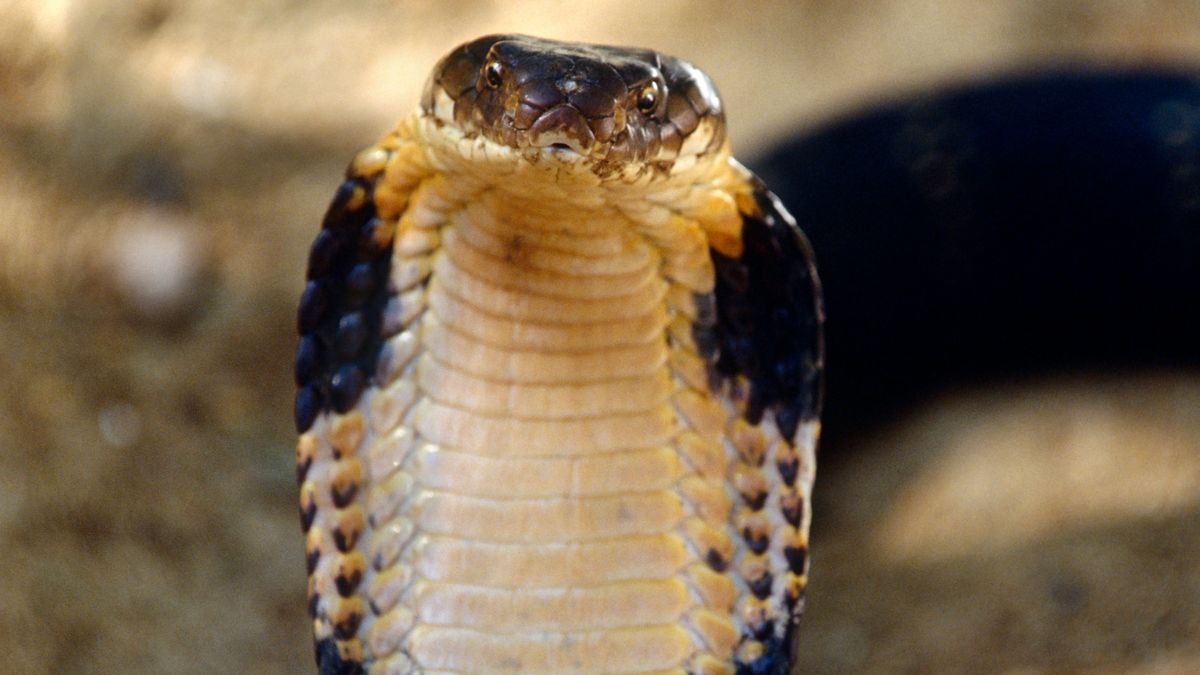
[522,104,611,155]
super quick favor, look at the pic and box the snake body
[294,35,823,674]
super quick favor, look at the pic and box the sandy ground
[1,1,1199,673]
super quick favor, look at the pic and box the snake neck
[414,188,686,419]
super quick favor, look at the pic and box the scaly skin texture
[295,36,823,674]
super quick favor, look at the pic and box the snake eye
[483,60,504,89]
[636,81,660,114]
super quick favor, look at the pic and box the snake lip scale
[295,34,823,675]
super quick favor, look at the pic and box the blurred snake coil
[293,35,823,675]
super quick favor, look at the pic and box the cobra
[294,35,823,674]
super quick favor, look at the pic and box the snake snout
[528,104,597,153]
[510,69,625,153]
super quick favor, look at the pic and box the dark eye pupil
[637,82,659,113]
[484,61,503,88]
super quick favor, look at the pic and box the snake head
[422,34,726,166]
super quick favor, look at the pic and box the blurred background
[1,1,1199,673]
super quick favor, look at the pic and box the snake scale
[293,35,823,674]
